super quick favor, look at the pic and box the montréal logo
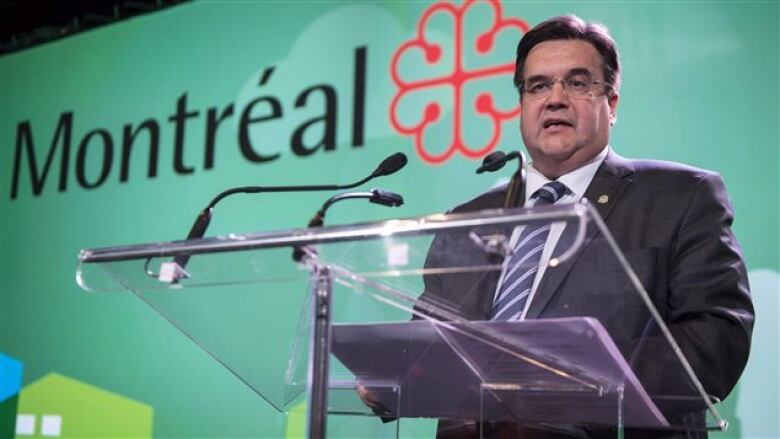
[390,0,529,165]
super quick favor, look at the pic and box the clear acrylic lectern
[77,202,728,438]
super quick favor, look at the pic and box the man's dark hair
[514,15,621,94]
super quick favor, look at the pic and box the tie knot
[532,181,570,205]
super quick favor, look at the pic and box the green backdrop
[1,1,777,437]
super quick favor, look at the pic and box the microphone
[307,188,404,227]
[293,188,405,261]
[172,152,408,274]
[476,150,527,208]
[476,150,520,174]
[370,153,408,178]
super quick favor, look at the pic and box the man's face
[519,39,619,178]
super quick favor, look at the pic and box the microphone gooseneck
[308,188,405,227]
[293,188,405,262]
[504,150,526,208]
[205,152,408,210]
[475,150,527,208]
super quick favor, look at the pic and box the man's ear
[608,92,619,125]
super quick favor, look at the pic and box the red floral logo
[390,0,529,165]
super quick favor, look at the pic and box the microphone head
[369,188,404,207]
[476,151,508,173]
[373,153,408,177]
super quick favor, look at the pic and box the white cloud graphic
[730,268,780,439]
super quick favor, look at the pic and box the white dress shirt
[492,146,610,320]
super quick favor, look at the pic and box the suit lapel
[524,151,635,319]
[448,186,513,320]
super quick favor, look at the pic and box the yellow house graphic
[14,373,153,438]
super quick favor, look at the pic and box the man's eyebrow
[523,68,595,83]
[565,67,595,78]
[523,74,550,83]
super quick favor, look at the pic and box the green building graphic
[14,373,153,438]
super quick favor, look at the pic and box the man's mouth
[543,119,574,129]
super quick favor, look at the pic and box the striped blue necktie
[489,181,570,321]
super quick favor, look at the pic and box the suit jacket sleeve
[663,171,753,401]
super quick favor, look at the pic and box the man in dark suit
[417,14,754,438]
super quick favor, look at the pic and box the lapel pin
[597,195,609,204]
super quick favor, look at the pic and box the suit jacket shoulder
[448,183,507,214]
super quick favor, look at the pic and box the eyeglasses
[518,76,611,100]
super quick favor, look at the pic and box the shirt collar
[525,145,610,204]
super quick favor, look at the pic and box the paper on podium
[331,317,668,428]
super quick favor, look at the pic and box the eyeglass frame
[516,74,614,101]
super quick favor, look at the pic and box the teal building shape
[0,353,23,402]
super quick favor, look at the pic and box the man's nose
[545,81,569,110]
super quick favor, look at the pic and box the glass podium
[76,202,727,438]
